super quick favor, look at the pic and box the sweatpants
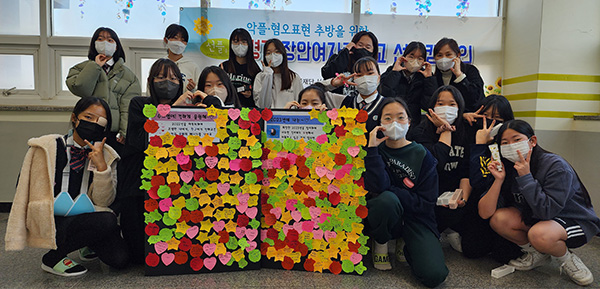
[367,191,449,288]
[44,212,129,269]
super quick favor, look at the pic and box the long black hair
[263,38,297,91]
[147,58,183,105]
[71,97,112,135]
[478,94,514,122]
[427,85,466,137]
[225,28,261,77]
[403,41,427,58]
[198,66,241,108]
[495,120,593,208]
[88,27,126,62]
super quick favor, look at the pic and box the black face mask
[474,117,501,130]
[75,119,106,142]
[351,47,372,61]
[154,80,180,101]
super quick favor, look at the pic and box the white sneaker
[560,253,594,286]
[439,229,463,253]
[372,241,392,271]
[508,250,551,271]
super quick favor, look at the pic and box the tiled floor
[1,212,599,288]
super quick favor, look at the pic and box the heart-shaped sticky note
[155,241,168,254]
[228,109,241,120]
[326,109,338,120]
[186,226,199,239]
[161,253,175,265]
[157,104,171,117]
[347,146,360,157]
[218,251,232,265]
[205,156,218,169]
[217,183,230,195]
[204,257,217,270]
[180,171,194,183]
[212,220,225,232]
[315,167,328,178]
[235,227,246,239]
[203,243,216,256]
[245,207,258,219]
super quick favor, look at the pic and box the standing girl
[66,27,141,152]
[364,97,448,288]
[198,66,242,108]
[164,24,201,93]
[221,28,262,107]
[5,97,129,276]
[253,38,304,108]
[480,120,599,286]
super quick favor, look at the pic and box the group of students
[5,24,599,288]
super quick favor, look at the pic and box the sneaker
[395,238,406,263]
[445,230,463,253]
[560,253,594,286]
[79,246,98,262]
[508,250,551,271]
[41,257,87,277]
[372,241,392,271]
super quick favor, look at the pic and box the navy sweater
[433,63,484,112]
[364,142,440,237]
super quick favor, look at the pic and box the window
[141,58,160,94]
[0,55,35,90]
[0,0,40,35]
[361,0,499,17]
[210,0,352,13]
[60,56,88,91]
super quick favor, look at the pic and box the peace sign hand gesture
[84,137,108,172]
[475,116,496,144]
[514,150,531,177]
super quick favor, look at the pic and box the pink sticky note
[218,251,232,265]
[204,257,217,270]
[315,167,328,178]
[319,213,332,224]
[269,207,282,219]
[236,202,248,213]
[228,109,241,120]
[176,153,190,165]
[307,190,319,199]
[155,241,168,254]
[282,224,293,235]
[293,221,304,233]
[277,151,288,158]
[205,156,218,169]
[161,253,175,265]
[246,228,258,241]
[313,229,324,240]
[350,253,363,265]
[316,134,328,144]
[324,231,337,242]
[246,207,258,219]
[328,184,340,194]
[326,109,338,120]
[157,104,171,117]
[237,193,250,203]
[302,221,314,232]
[285,199,298,211]
[304,147,313,158]
[325,170,336,180]
[203,243,216,256]
[217,183,230,195]
[212,220,225,232]
[186,226,199,239]
[194,145,205,156]
[308,207,321,219]
[246,241,257,252]
[272,157,282,169]
[335,169,346,180]
[260,229,268,241]
[291,211,302,222]
[159,198,172,212]
[347,146,360,157]
[262,179,271,187]
[229,159,241,171]
[180,171,194,183]
[287,153,298,165]
[261,159,273,169]
[235,227,246,239]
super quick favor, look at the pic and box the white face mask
[354,74,379,96]
[232,44,248,58]
[500,139,531,163]
[209,87,228,102]
[434,105,459,124]
[166,40,186,55]
[301,105,314,110]
[95,40,117,57]
[266,53,283,68]
[405,59,422,73]
[382,121,409,141]
[436,57,455,71]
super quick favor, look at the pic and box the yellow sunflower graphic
[194,16,212,36]
[495,77,502,87]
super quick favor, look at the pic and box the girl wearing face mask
[364,97,448,287]
[481,120,599,286]
[6,97,129,276]
[321,31,379,95]
[253,38,304,109]
[198,66,241,108]
[380,41,436,127]
[66,27,141,153]
[284,84,328,111]
[220,28,262,107]
[432,37,484,113]
[115,59,223,264]
[164,24,201,93]
[408,86,472,253]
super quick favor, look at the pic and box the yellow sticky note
[280,211,292,224]
[144,146,159,157]
[167,171,180,184]
[215,128,229,142]
[206,106,218,116]
[167,237,181,251]
[201,205,215,218]
[167,146,182,158]
[215,243,227,256]
[175,221,190,236]
[154,162,168,175]
[200,220,213,232]
[214,115,228,128]
[331,117,343,126]
[232,249,245,262]
[190,185,202,199]
[218,172,230,183]
[238,130,250,140]
[217,157,230,170]
[182,145,195,156]
[172,196,186,208]
[246,136,259,147]
[164,158,179,172]
[230,173,243,185]
[206,183,218,195]
[273,221,283,232]
[238,147,250,158]
[196,231,209,242]
[274,249,285,261]
[213,209,224,221]
[248,195,259,207]
[155,147,169,160]
[222,208,236,219]
[222,194,238,205]
[225,220,237,233]
[199,134,215,147]
[197,192,211,206]
[308,108,320,119]
[187,135,201,147]
[160,132,175,145]
[275,169,286,179]
[266,246,277,260]
[208,233,220,244]
[290,251,302,263]
[212,195,224,208]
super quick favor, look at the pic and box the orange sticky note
[199,134,215,147]
[167,236,181,251]
[167,171,180,184]
[225,220,237,233]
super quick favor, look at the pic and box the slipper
[79,246,98,262]
[41,257,87,277]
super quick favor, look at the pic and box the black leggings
[43,212,129,269]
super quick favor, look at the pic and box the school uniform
[320,47,358,95]
[433,63,484,112]
[340,91,385,133]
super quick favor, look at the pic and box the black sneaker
[41,257,87,277]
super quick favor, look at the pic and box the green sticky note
[276,182,288,192]
[304,157,315,169]
[227,149,238,160]
[195,158,206,169]
[147,235,160,245]
[140,180,152,191]
[278,230,286,241]
[196,179,208,189]
[328,134,338,143]
[352,127,364,136]
[144,156,158,170]
[317,111,330,124]
[142,104,157,118]
[149,210,162,222]
[229,137,242,150]
[159,228,173,242]
[240,107,251,121]
[227,257,235,266]
[358,245,370,255]
[249,218,260,229]
[320,221,332,232]
[227,122,239,134]
[185,198,199,211]
[168,206,182,220]
[144,212,154,224]
[342,222,353,232]
[355,262,367,275]
[304,239,313,250]
[342,260,354,273]
[322,123,334,133]
[245,172,257,184]
[358,149,367,158]
[238,237,250,249]
[306,140,321,152]
[300,207,311,220]
[174,231,184,239]
[358,235,369,245]
[261,131,267,143]
[272,140,283,152]
[342,138,356,148]
[157,185,171,199]
[359,197,367,206]
[231,185,241,195]
[238,258,248,269]
[294,202,306,211]
[267,195,279,206]
[163,214,176,226]
[180,183,191,195]
[226,236,239,250]
[141,169,153,180]
[283,138,298,152]
[248,249,261,263]
[252,160,262,168]
[264,238,274,246]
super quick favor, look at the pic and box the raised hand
[84,137,107,172]
[368,126,389,148]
